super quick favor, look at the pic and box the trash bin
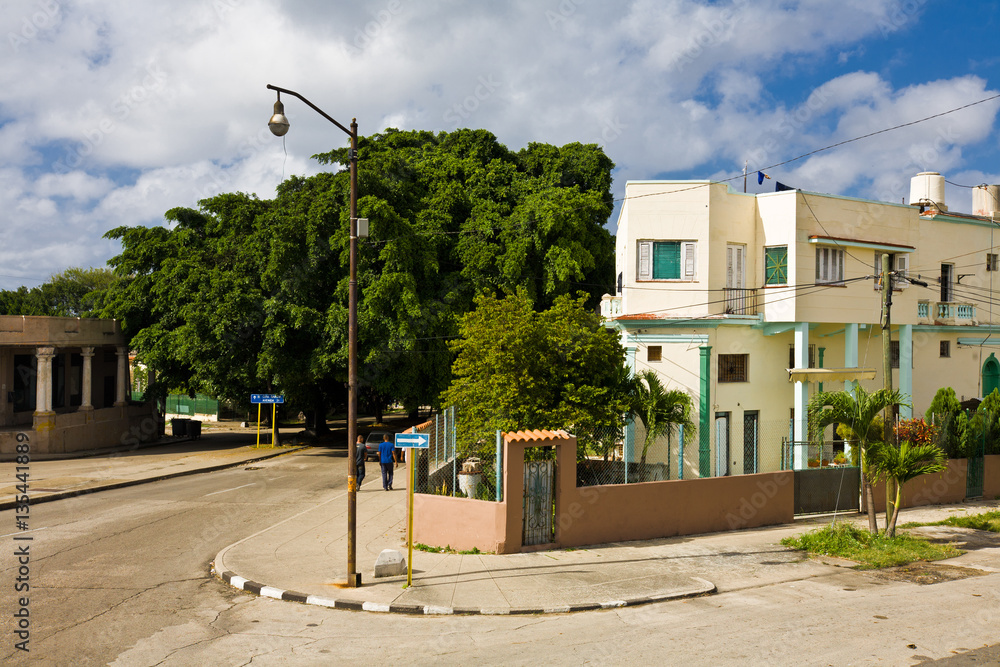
[187,419,202,439]
[170,418,189,437]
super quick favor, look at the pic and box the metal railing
[723,288,759,315]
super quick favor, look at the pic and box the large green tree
[0,267,114,317]
[441,289,629,458]
[102,129,616,426]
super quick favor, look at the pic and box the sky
[2,0,1000,290]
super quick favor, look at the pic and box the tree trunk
[887,482,903,537]
[862,461,879,534]
[312,395,329,435]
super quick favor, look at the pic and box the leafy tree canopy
[441,289,629,457]
[102,129,616,421]
[0,267,115,317]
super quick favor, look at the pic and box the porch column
[623,345,637,477]
[793,323,809,469]
[698,346,712,477]
[844,323,859,394]
[34,347,56,433]
[114,346,128,407]
[80,346,95,411]
[899,324,913,418]
[843,323,860,462]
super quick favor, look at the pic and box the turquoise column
[899,324,913,418]
[699,346,712,478]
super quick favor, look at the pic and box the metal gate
[967,440,985,499]
[523,459,555,546]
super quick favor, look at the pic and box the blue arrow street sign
[251,394,285,404]
[395,432,430,448]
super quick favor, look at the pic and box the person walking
[355,435,366,489]
[378,433,398,490]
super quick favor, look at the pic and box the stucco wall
[985,455,1000,500]
[411,494,508,554]
[869,459,969,512]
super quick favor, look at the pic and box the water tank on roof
[972,184,1000,218]
[909,171,947,211]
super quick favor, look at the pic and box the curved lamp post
[267,83,361,588]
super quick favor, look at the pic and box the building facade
[0,316,158,455]
[604,172,1000,476]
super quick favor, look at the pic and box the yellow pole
[407,447,415,588]
[255,403,261,448]
[272,403,277,447]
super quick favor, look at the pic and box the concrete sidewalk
[0,428,307,510]
[214,462,1000,616]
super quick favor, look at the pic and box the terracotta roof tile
[503,429,572,444]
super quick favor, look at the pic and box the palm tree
[867,440,947,536]
[808,386,907,534]
[628,370,694,480]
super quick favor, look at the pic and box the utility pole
[881,253,894,439]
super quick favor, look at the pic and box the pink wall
[412,493,508,553]
[982,455,1000,500]
[870,459,969,512]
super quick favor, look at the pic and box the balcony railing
[919,301,977,325]
[723,288,760,316]
[600,294,622,319]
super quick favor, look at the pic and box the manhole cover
[869,562,988,585]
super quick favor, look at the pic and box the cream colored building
[0,316,159,455]
[603,172,1000,475]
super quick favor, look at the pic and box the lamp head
[268,99,289,137]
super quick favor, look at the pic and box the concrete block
[373,549,406,578]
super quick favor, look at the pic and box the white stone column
[81,346,94,410]
[899,324,913,419]
[793,322,810,470]
[115,346,128,407]
[843,322,859,463]
[35,346,55,415]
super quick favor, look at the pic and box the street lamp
[267,83,361,588]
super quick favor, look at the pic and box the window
[940,340,951,357]
[874,253,909,289]
[788,344,816,369]
[989,254,999,272]
[815,247,844,284]
[637,240,696,281]
[718,354,748,382]
[647,346,661,362]
[764,246,788,285]
[890,340,899,369]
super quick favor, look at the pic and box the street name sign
[395,432,430,448]
[251,394,285,404]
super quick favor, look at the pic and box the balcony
[723,288,760,316]
[600,294,623,319]
[918,300,977,325]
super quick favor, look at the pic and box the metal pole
[347,120,360,588]
[406,448,415,588]
[495,430,502,501]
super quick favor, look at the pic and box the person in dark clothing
[355,435,366,488]
[378,433,398,490]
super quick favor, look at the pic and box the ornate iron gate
[523,459,555,546]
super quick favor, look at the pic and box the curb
[212,567,717,615]
[0,445,310,511]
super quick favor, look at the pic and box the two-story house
[603,172,1000,478]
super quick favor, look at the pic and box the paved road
[2,448,999,665]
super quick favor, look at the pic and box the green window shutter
[652,241,680,279]
[765,246,787,285]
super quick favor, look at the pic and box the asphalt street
[2,448,999,665]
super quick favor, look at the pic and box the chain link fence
[411,406,503,502]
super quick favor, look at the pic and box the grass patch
[780,522,963,570]
[900,510,1000,533]
[413,543,482,555]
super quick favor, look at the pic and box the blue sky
[2,0,999,289]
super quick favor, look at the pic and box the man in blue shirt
[378,433,398,490]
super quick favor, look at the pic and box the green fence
[165,393,219,418]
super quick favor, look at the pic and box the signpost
[395,431,430,587]
[250,394,284,448]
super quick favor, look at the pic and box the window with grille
[940,340,950,357]
[637,240,696,280]
[989,254,999,272]
[718,354,749,382]
[788,344,816,369]
[764,245,787,285]
[647,346,661,362]
[815,247,845,284]
[890,340,899,369]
